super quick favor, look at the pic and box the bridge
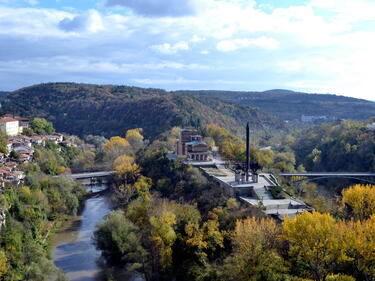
[69,171,116,180]
[278,172,375,184]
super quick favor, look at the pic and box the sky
[0,0,375,100]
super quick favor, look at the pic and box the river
[52,183,145,281]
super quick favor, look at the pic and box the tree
[283,212,349,281]
[126,128,145,152]
[30,118,55,135]
[113,155,140,184]
[94,211,147,269]
[343,215,375,280]
[342,184,375,221]
[0,250,8,277]
[103,136,130,160]
[0,132,7,154]
[133,176,152,202]
[149,209,177,272]
[221,217,286,281]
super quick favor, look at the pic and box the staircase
[253,187,273,200]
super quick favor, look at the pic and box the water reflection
[52,188,111,281]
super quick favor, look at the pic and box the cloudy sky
[0,0,375,100]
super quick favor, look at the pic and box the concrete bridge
[69,171,116,180]
[278,172,375,184]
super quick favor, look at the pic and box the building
[14,117,30,134]
[367,122,375,131]
[176,129,211,161]
[0,117,19,136]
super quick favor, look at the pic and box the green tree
[94,211,147,269]
[30,118,55,135]
[0,132,8,154]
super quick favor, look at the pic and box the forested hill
[175,89,375,121]
[0,91,8,98]
[1,83,283,138]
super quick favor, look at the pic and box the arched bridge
[278,172,375,184]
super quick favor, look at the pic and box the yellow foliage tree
[283,212,349,281]
[125,128,144,151]
[149,210,177,271]
[0,250,7,277]
[222,217,285,281]
[326,274,355,281]
[113,155,140,183]
[343,215,375,280]
[103,136,130,160]
[342,184,375,221]
[134,176,152,202]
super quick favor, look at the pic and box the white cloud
[191,34,205,43]
[151,41,189,54]
[58,9,104,33]
[1,2,375,100]
[217,37,279,52]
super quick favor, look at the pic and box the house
[9,136,32,149]
[14,117,29,134]
[0,117,19,136]
[31,136,45,146]
[6,141,12,155]
[367,122,375,131]
[176,129,212,162]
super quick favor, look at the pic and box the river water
[52,184,144,281]
[52,184,111,281]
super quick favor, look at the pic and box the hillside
[0,83,283,138]
[0,91,8,99]
[175,89,375,121]
[292,119,375,172]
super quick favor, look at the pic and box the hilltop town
[0,115,82,187]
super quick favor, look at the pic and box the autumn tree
[113,155,140,184]
[103,136,130,160]
[283,212,349,281]
[149,201,177,273]
[221,217,286,281]
[126,128,145,152]
[343,215,375,280]
[342,184,375,221]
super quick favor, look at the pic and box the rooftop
[0,117,18,123]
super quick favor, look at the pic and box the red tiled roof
[0,117,18,123]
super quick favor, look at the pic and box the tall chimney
[245,122,250,182]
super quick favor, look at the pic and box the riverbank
[52,189,112,280]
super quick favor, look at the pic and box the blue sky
[0,0,375,100]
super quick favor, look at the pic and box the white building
[0,117,19,136]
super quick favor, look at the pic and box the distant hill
[1,83,284,138]
[0,91,8,99]
[175,89,375,121]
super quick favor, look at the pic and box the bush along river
[51,183,143,281]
